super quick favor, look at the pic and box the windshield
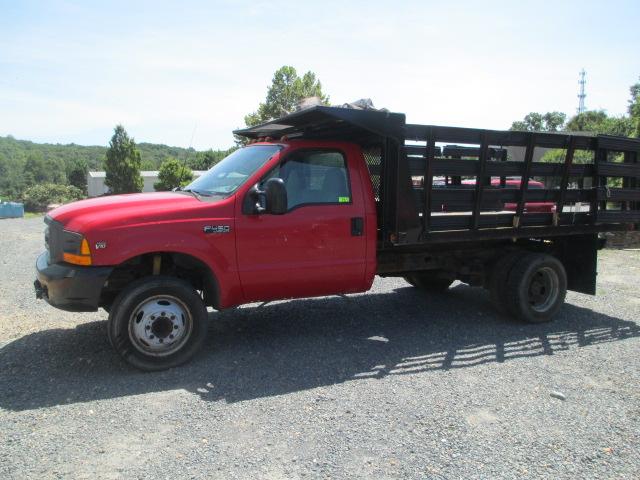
[184,145,282,196]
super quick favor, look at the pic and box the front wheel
[108,276,208,371]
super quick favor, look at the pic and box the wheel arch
[101,251,221,310]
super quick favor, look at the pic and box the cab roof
[233,106,406,143]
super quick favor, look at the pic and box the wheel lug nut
[169,334,174,339]
[161,312,165,316]
[149,335,155,339]
[145,325,150,330]
[151,315,156,320]
[173,325,179,330]
[159,338,164,343]
[170,315,176,320]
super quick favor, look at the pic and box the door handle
[351,217,364,236]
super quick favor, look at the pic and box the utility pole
[577,69,586,114]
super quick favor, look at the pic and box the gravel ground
[1,216,639,479]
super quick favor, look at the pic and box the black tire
[107,276,208,371]
[504,253,567,323]
[488,251,523,313]
[404,273,454,292]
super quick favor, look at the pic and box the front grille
[44,215,64,263]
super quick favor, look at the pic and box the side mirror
[263,178,287,215]
[242,178,288,215]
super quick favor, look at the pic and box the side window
[270,150,351,210]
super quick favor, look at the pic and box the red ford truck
[35,107,640,370]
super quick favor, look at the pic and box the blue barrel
[0,202,25,218]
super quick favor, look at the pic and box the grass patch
[23,212,45,219]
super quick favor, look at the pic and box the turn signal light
[63,238,92,266]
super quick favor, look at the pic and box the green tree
[188,150,218,170]
[104,125,143,194]
[243,66,330,129]
[140,159,156,171]
[628,78,640,137]
[187,148,236,170]
[511,112,566,132]
[0,153,25,200]
[23,152,65,187]
[539,148,594,165]
[66,158,88,194]
[565,110,633,137]
[154,157,193,191]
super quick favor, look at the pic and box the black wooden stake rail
[422,127,436,237]
[555,136,576,225]
[472,132,489,230]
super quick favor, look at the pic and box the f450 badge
[203,225,230,234]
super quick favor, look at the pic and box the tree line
[510,80,640,137]
[0,131,234,209]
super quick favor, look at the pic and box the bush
[154,158,193,191]
[22,183,84,212]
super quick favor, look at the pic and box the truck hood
[49,192,217,231]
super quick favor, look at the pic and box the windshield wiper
[181,188,213,198]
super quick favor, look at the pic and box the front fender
[89,219,242,309]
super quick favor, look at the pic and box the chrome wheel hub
[128,295,192,357]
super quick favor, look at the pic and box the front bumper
[35,252,113,312]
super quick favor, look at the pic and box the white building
[87,171,208,197]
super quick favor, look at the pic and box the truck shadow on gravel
[1,284,638,411]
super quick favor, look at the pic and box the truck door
[235,147,368,302]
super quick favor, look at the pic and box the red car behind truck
[35,106,640,370]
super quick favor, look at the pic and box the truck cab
[36,138,377,370]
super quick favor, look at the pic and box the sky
[1,0,639,150]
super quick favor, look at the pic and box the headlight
[62,230,92,266]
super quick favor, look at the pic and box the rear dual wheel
[488,252,522,312]
[489,252,567,323]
